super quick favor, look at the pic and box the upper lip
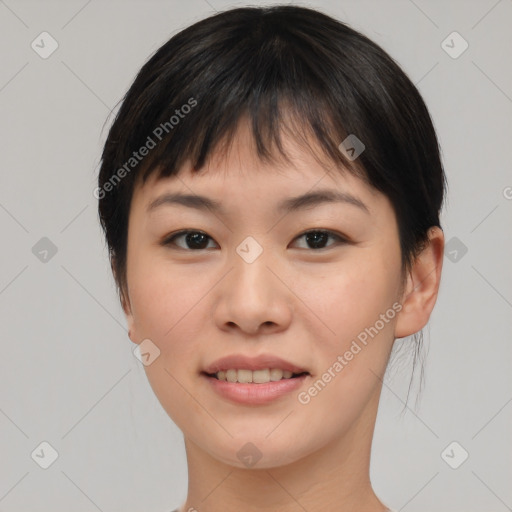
[203,354,309,374]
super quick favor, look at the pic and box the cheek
[127,253,214,364]
[128,260,210,424]
[129,245,191,329]
[303,253,401,348]
[291,256,400,434]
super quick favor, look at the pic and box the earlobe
[394,227,444,339]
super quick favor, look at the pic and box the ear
[111,257,137,344]
[121,287,138,344]
[394,226,444,338]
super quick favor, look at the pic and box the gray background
[1,0,511,511]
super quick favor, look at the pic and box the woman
[97,5,446,511]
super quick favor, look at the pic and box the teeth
[216,368,297,383]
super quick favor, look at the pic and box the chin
[189,429,313,470]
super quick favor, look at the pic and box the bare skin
[120,119,444,512]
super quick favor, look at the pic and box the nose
[213,244,293,336]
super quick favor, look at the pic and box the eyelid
[161,228,350,250]
[162,229,217,249]
[298,228,349,242]
[291,229,349,249]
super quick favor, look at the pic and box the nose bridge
[214,234,292,334]
[231,234,273,303]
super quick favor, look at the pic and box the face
[123,120,407,469]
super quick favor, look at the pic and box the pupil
[187,232,208,249]
[307,232,327,249]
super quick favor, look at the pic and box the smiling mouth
[203,369,310,384]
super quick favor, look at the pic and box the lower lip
[202,373,309,405]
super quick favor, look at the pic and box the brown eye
[292,230,347,250]
[163,230,217,250]
[162,229,348,251]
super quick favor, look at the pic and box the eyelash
[161,229,349,251]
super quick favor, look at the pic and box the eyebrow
[146,188,370,215]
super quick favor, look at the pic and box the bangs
[143,95,362,184]
[109,12,370,187]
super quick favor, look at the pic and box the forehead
[130,118,381,215]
